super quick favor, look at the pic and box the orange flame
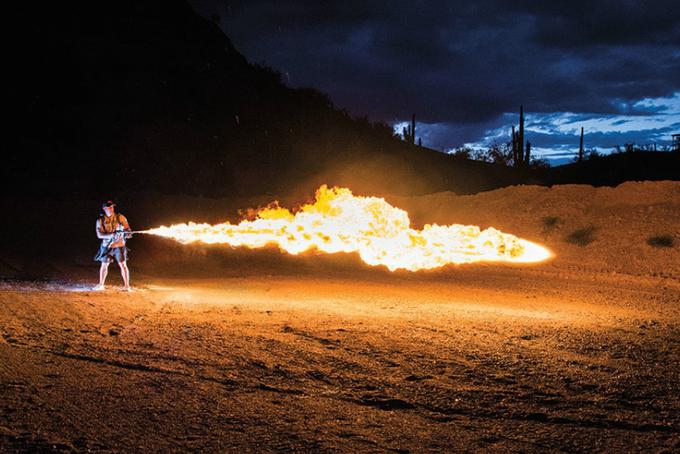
[143,185,552,271]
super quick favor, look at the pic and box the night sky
[189,1,680,164]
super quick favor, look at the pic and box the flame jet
[143,186,552,271]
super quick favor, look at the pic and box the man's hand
[113,229,133,241]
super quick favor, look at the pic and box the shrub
[647,235,674,248]
[541,216,561,233]
[566,227,596,246]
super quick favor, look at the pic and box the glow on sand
[143,186,552,271]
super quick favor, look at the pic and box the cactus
[508,106,533,166]
[519,105,525,164]
[511,106,530,166]
[402,125,411,143]
[402,113,417,145]
[525,141,531,164]
[512,126,518,165]
[411,114,416,145]
[579,126,584,162]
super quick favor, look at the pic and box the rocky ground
[1,181,679,452]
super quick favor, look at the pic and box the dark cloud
[522,0,680,47]
[189,0,680,151]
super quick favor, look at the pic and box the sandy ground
[1,181,679,452]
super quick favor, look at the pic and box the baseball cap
[102,200,116,208]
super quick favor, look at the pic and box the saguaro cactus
[402,113,417,145]
[511,126,518,164]
[411,114,416,145]
[402,125,411,143]
[511,106,531,166]
[579,127,584,162]
[518,105,525,164]
[525,141,531,164]
[506,106,535,166]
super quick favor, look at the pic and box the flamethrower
[108,230,149,240]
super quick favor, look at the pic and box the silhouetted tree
[451,147,473,159]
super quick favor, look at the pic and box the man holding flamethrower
[93,200,134,291]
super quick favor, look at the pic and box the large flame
[143,186,552,271]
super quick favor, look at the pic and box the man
[94,200,132,291]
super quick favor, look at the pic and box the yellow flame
[144,185,552,271]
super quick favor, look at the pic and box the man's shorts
[94,245,128,263]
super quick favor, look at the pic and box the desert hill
[9,0,529,199]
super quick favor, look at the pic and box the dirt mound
[390,180,680,279]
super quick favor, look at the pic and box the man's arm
[118,215,131,232]
[95,219,113,240]
[116,215,133,240]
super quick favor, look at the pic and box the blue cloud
[394,92,679,164]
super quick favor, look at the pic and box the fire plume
[143,186,552,271]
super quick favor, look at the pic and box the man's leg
[97,262,109,289]
[118,261,130,290]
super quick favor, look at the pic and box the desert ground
[1,181,679,452]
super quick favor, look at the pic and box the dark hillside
[544,152,680,186]
[9,0,527,199]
